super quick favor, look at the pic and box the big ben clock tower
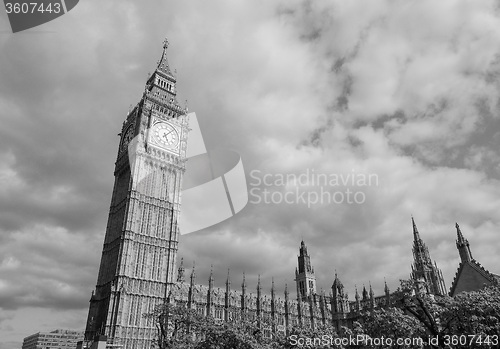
[84,39,189,349]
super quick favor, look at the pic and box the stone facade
[84,39,189,349]
[168,242,395,335]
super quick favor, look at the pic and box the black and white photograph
[1,1,500,348]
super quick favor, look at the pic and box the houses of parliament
[82,40,500,349]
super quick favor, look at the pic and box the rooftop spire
[209,264,214,279]
[190,261,196,285]
[299,240,308,256]
[412,216,421,241]
[456,222,465,242]
[455,222,472,263]
[362,285,368,300]
[156,37,175,77]
[242,272,247,290]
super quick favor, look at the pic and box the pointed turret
[455,223,473,263]
[177,257,185,283]
[332,272,343,292]
[156,38,175,78]
[207,265,214,315]
[369,282,375,309]
[208,265,214,289]
[412,216,421,241]
[225,269,231,313]
[257,275,262,298]
[242,272,247,292]
[384,279,390,306]
[188,262,196,308]
[226,269,231,288]
[362,285,368,301]
[257,275,262,316]
[410,217,447,296]
[190,262,196,286]
[354,285,360,312]
[241,272,247,311]
[271,277,275,299]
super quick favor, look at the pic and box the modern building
[449,223,499,296]
[22,329,83,349]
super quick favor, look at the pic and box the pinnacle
[456,222,465,242]
[412,216,420,240]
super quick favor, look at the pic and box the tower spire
[242,272,247,290]
[456,222,465,242]
[455,222,473,263]
[412,216,420,241]
[226,268,231,287]
[410,218,446,296]
[208,264,214,288]
[156,37,175,77]
[190,262,196,285]
[354,285,360,312]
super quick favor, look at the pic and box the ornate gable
[449,260,499,296]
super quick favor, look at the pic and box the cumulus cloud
[2,0,500,347]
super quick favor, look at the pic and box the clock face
[121,125,135,151]
[152,122,180,149]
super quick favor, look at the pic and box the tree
[147,303,276,349]
[438,285,500,348]
[375,280,500,349]
[146,303,208,349]
[274,322,340,349]
[362,307,427,349]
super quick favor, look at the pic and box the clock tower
[84,39,189,349]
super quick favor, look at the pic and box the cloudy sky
[2,0,500,347]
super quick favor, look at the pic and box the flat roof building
[22,329,83,349]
